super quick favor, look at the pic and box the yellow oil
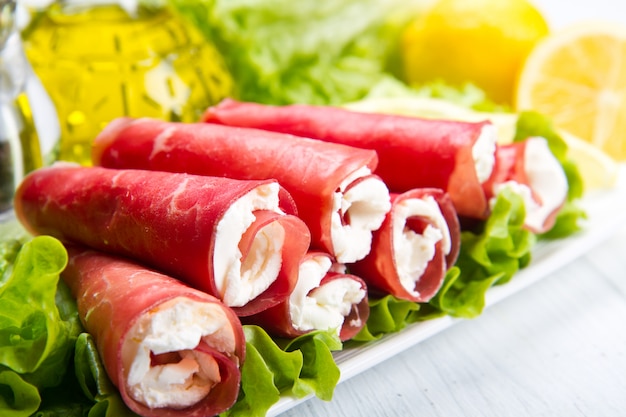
[22,2,234,165]
[0,93,42,214]
[15,92,43,172]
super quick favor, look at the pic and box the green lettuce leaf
[0,235,83,416]
[425,189,536,318]
[72,333,139,417]
[0,369,41,416]
[349,295,421,343]
[0,219,30,283]
[223,325,341,417]
[0,236,78,385]
[283,330,341,400]
[539,202,588,240]
[169,0,407,105]
[31,332,137,417]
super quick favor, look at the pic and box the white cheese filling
[393,196,451,297]
[213,183,285,307]
[289,255,366,335]
[122,297,237,409]
[473,123,498,183]
[492,136,568,232]
[330,167,391,263]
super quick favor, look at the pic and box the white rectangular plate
[268,165,626,416]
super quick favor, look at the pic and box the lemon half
[516,22,626,161]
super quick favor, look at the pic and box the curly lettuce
[223,325,342,417]
[0,234,82,416]
[69,333,139,417]
[349,295,421,343]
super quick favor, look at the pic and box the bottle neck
[0,31,30,102]
[0,0,17,49]
[0,0,28,102]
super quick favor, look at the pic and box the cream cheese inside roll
[122,297,238,409]
[393,195,451,297]
[330,167,391,263]
[289,254,366,335]
[213,182,285,307]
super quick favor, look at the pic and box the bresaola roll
[247,252,369,341]
[484,136,568,233]
[62,246,245,417]
[350,189,460,303]
[201,98,497,220]
[92,117,391,263]
[14,164,310,316]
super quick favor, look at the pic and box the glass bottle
[1,0,43,219]
[21,0,234,166]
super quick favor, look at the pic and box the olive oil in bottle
[22,0,234,165]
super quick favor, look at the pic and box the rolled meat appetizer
[62,246,245,417]
[15,164,310,316]
[485,137,568,233]
[350,188,460,303]
[201,99,497,220]
[92,117,391,263]
[246,252,369,341]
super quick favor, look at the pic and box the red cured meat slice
[202,98,496,220]
[62,246,245,417]
[92,117,391,263]
[246,252,369,341]
[14,164,310,316]
[350,188,460,303]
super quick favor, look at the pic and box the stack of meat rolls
[92,117,392,265]
[90,113,465,311]
[202,98,497,221]
[201,99,569,234]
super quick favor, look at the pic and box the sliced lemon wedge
[515,22,626,161]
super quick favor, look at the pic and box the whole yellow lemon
[401,0,549,105]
